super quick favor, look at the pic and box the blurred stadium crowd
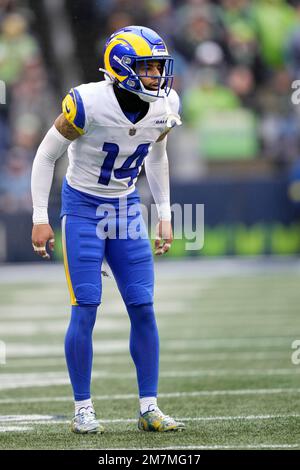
[1,0,300,214]
[0,0,56,215]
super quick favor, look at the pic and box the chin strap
[99,67,168,103]
[99,68,116,83]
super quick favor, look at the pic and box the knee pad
[74,283,101,306]
[125,284,153,306]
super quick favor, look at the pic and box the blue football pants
[62,211,159,401]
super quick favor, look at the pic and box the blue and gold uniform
[62,26,182,431]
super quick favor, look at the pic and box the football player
[31,26,185,434]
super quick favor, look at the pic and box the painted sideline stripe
[1,388,300,404]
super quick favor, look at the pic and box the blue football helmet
[101,25,174,102]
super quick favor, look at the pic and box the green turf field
[0,260,300,449]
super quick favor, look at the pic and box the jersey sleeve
[62,87,87,135]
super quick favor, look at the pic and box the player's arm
[144,91,181,255]
[145,136,173,256]
[31,115,80,259]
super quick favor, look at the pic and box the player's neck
[113,84,149,113]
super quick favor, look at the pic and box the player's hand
[155,220,173,256]
[32,224,55,260]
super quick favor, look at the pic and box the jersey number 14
[98,142,150,187]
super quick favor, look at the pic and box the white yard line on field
[163,338,295,350]
[5,340,128,357]
[0,368,299,391]
[0,319,129,336]
[106,444,300,450]
[2,350,288,369]
[4,336,294,358]
[156,368,300,378]
[0,300,188,319]
[1,258,299,284]
[0,415,55,422]
[0,303,297,322]
[0,388,300,404]
[1,413,300,425]
[158,444,300,449]
[0,426,33,432]
[0,320,297,336]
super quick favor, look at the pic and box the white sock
[140,397,158,415]
[75,398,94,415]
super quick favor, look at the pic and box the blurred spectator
[172,3,225,61]
[182,41,239,125]
[0,0,16,20]
[218,0,258,64]
[10,57,57,139]
[0,5,57,215]
[0,12,39,86]
[285,1,300,80]
[0,149,32,214]
[0,106,10,158]
[258,69,300,161]
[227,65,255,108]
[146,0,175,42]
[252,0,296,69]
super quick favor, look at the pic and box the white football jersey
[62,80,180,198]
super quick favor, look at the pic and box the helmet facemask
[126,57,174,102]
[102,26,174,102]
[101,55,174,103]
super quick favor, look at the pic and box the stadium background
[1,0,300,260]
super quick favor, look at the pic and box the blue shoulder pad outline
[62,88,86,134]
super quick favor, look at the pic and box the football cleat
[71,407,104,434]
[138,408,185,432]
[100,25,174,103]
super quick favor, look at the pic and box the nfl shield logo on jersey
[129,128,136,136]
